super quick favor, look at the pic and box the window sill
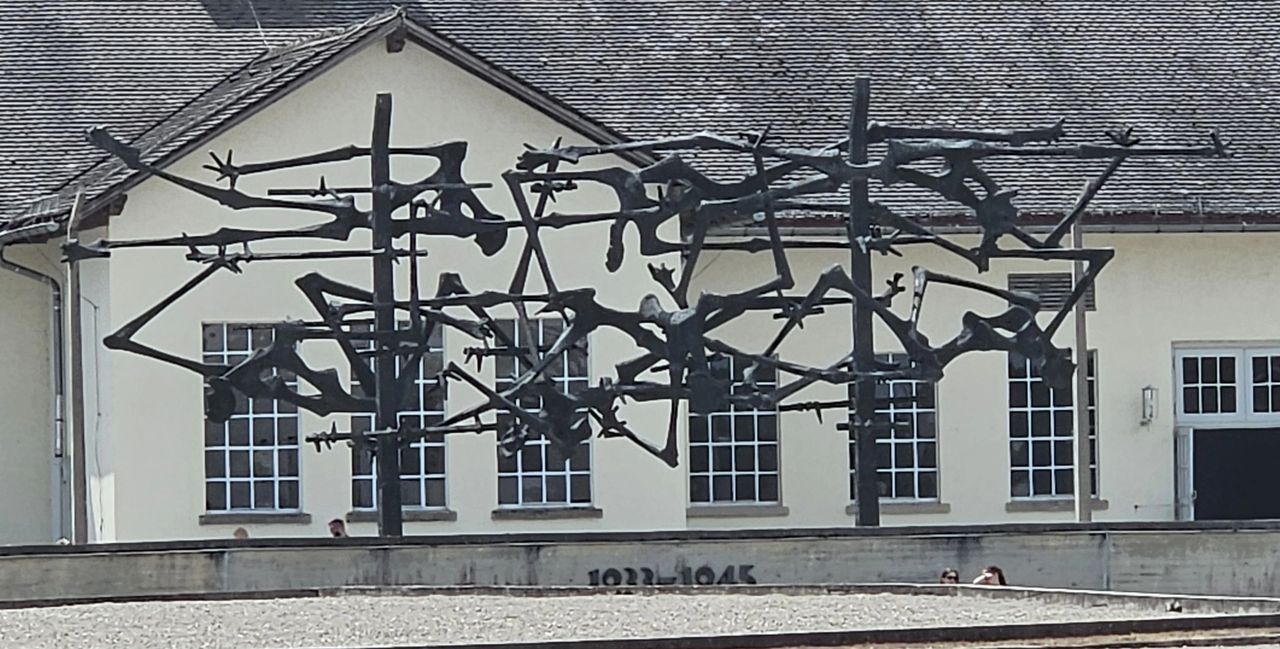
[345,509,457,523]
[846,501,951,516]
[491,506,602,521]
[199,512,312,525]
[1005,498,1109,513]
[686,504,789,518]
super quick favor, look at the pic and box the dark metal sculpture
[66,81,1226,534]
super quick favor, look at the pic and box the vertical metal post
[1072,222,1093,523]
[66,191,89,543]
[370,93,404,537]
[848,78,879,527]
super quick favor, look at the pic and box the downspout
[63,191,90,545]
[0,220,66,542]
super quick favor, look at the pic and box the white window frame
[1174,345,1280,426]
[1174,348,1246,425]
[1007,350,1098,501]
[202,322,301,513]
[688,354,781,506]
[1174,425,1193,521]
[495,318,593,509]
[350,326,448,512]
[1244,348,1280,420]
[848,353,940,504]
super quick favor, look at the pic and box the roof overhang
[0,9,651,242]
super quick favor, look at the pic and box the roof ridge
[255,6,404,63]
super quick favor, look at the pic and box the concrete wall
[5,525,1280,602]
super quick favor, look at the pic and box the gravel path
[0,592,1174,649]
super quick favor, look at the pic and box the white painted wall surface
[690,231,1280,527]
[33,36,1279,542]
[102,41,680,541]
[0,242,60,544]
[77,237,114,544]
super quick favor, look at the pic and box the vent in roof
[1008,272,1096,311]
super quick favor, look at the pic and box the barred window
[689,355,780,504]
[350,324,447,510]
[495,319,592,507]
[1008,351,1098,499]
[848,354,939,502]
[202,323,300,512]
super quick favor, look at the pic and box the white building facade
[0,8,1276,544]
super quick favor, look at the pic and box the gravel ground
[0,592,1176,649]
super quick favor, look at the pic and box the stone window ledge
[846,501,952,516]
[686,504,790,518]
[1005,498,1109,513]
[491,506,603,521]
[199,512,312,526]
[345,509,457,523]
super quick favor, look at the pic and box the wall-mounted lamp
[1141,385,1158,426]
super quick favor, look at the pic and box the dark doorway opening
[1193,428,1280,520]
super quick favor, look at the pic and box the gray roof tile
[1,1,1276,229]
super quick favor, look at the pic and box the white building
[0,3,1277,544]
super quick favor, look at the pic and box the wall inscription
[587,564,756,586]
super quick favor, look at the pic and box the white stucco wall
[51,35,1280,542]
[77,240,114,544]
[0,242,59,544]
[101,40,681,541]
[690,230,1280,527]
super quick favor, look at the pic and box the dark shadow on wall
[198,0,407,28]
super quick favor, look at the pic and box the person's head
[939,568,959,584]
[973,565,1007,586]
[232,527,249,540]
[328,518,347,538]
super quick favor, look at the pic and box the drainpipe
[1072,218,1093,523]
[64,191,90,545]
[0,220,66,542]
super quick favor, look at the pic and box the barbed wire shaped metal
[66,92,1227,477]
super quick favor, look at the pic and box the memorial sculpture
[65,80,1226,533]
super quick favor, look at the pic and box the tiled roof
[2,7,405,226]
[2,1,1278,231]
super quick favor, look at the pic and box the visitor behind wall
[939,568,959,584]
[328,518,348,538]
[973,565,1007,585]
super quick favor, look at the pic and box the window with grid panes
[1249,353,1280,414]
[688,355,780,504]
[350,323,448,510]
[1179,353,1239,417]
[1249,352,1280,415]
[1008,350,1098,499]
[202,323,300,512]
[494,318,592,507]
[848,354,939,502]
[1175,348,1280,423]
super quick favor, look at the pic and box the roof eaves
[708,211,1280,237]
